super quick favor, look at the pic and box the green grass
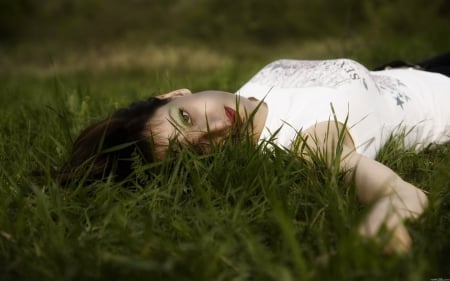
[1,47,450,281]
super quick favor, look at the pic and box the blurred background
[1,0,449,76]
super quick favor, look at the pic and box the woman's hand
[301,121,428,253]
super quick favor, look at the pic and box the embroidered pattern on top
[248,59,369,90]
[372,74,410,109]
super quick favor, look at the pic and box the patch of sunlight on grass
[0,36,372,77]
[0,43,233,76]
[269,37,368,61]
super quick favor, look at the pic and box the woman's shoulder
[263,58,363,68]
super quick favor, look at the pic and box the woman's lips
[224,106,236,123]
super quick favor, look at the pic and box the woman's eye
[179,109,192,125]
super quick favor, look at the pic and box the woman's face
[147,90,268,155]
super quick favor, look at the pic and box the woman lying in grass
[61,52,450,253]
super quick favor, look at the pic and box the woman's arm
[301,121,428,253]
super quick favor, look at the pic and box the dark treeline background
[1,0,449,70]
[2,0,449,45]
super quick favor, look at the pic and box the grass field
[1,41,449,281]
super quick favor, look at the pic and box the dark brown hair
[58,97,170,185]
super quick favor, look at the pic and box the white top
[237,59,450,159]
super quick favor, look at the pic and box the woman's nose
[201,119,229,132]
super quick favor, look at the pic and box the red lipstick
[224,106,236,123]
